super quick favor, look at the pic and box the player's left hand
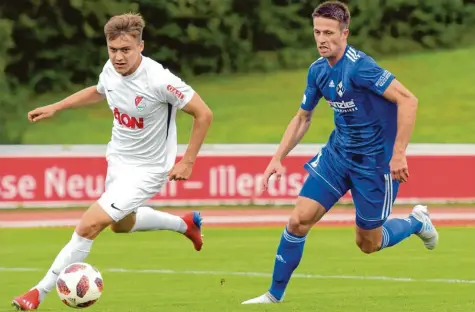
[168,161,193,181]
[390,152,409,183]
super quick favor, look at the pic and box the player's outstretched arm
[260,108,313,191]
[382,79,418,154]
[260,62,320,190]
[53,86,105,111]
[167,92,213,181]
[273,108,313,162]
[382,79,418,182]
[273,62,320,162]
[180,92,213,164]
[28,86,105,122]
[352,56,418,182]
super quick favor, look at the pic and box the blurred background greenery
[2,0,474,144]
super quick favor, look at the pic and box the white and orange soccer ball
[55,262,104,308]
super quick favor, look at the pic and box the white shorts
[97,164,167,222]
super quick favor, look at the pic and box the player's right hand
[28,104,57,122]
[260,158,286,193]
[390,152,409,183]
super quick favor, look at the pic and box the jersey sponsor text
[113,108,144,129]
[327,99,358,113]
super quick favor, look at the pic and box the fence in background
[0,144,474,208]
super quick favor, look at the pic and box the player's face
[313,17,349,60]
[107,34,144,75]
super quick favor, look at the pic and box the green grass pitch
[1,226,474,311]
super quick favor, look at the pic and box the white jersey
[96,56,195,171]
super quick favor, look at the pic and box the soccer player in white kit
[12,13,213,310]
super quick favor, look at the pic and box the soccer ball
[56,262,104,308]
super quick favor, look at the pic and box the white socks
[33,207,185,302]
[35,232,93,301]
[130,206,187,233]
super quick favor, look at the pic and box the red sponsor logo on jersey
[113,108,144,129]
[167,85,184,100]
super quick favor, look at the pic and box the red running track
[0,207,474,228]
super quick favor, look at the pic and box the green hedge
[3,0,475,90]
[1,0,475,143]
[0,0,475,92]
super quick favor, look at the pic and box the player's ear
[342,28,349,38]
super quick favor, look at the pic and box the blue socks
[381,216,422,249]
[267,217,422,300]
[268,227,306,301]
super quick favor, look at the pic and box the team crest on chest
[135,95,146,112]
[336,81,345,97]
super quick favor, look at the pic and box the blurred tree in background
[0,18,31,144]
[1,0,475,143]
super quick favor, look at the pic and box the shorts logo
[135,96,146,112]
[111,203,120,210]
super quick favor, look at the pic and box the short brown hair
[312,1,351,29]
[104,13,145,41]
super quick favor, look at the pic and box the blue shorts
[299,147,399,230]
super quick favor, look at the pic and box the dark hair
[312,1,351,29]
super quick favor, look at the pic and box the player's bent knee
[355,234,382,254]
[110,214,136,233]
[76,222,107,240]
[355,225,383,254]
[109,223,129,233]
[287,196,327,236]
[287,214,311,235]
[356,238,380,254]
[75,201,114,240]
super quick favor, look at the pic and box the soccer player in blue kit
[242,1,439,305]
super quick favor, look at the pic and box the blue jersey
[301,45,397,174]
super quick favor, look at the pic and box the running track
[0,207,474,228]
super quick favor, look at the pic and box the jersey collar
[326,44,350,70]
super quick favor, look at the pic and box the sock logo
[275,254,286,263]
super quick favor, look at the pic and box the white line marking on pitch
[0,267,473,285]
